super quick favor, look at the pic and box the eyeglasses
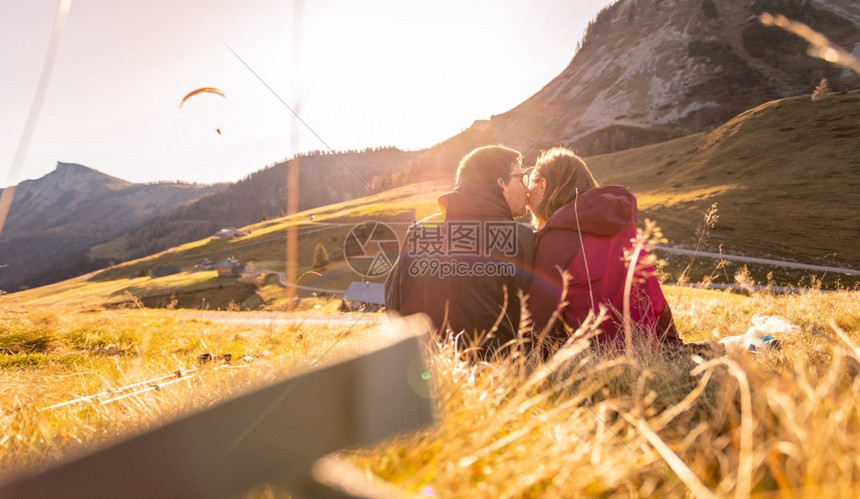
[501,166,534,187]
[508,173,528,187]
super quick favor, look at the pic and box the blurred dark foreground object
[0,316,434,499]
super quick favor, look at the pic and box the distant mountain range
[1,0,858,292]
[0,146,422,292]
[0,163,221,291]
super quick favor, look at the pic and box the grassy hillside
[0,181,446,310]
[587,89,860,283]
[89,147,423,263]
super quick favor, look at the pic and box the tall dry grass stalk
[676,203,719,287]
[622,218,667,354]
[349,286,859,496]
[760,13,860,76]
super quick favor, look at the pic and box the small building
[340,282,385,312]
[215,228,249,240]
[215,258,245,277]
[150,266,181,278]
[193,258,215,272]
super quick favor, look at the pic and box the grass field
[1,284,858,496]
[0,304,380,482]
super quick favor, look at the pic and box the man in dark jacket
[384,145,534,356]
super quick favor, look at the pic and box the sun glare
[1,0,606,185]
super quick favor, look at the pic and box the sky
[2,0,614,186]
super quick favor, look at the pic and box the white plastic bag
[719,315,798,355]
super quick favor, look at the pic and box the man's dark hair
[455,145,522,187]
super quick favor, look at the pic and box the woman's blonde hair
[531,147,598,226]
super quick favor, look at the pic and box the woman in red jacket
[525,147,681,355]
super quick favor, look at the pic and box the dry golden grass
[0,303,378,479]
[1,284,858,496]
[347,287,859,497]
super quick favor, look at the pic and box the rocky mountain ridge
[473,0,860,159]
[0,163,221,291]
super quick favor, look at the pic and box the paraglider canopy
[179,87,226,109]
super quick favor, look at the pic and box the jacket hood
[543,185,637,236]
[438,180,513,221]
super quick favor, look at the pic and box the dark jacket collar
[438,181,513,221]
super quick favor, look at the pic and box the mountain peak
[483,0,860,159]
[51,162,127,185]
[56,161,91,172]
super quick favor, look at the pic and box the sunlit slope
[1,181,446,309]
[587,89,860,269]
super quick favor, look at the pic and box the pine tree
[312,242,330,270]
